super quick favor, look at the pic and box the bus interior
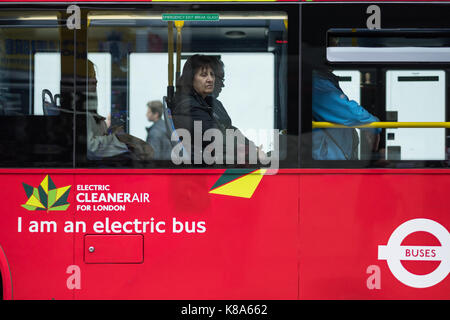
[301,3,450,168]
[0,6,296,168]
[1,4,450,168]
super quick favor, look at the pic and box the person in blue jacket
[312,69,381,160]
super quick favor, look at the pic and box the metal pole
[167,21,174,102]
[175,20,184,86]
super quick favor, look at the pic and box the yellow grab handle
[312,121,450,129]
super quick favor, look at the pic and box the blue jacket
[312,70,381,160]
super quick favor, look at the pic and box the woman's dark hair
[176,54,225,97]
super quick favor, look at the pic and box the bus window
[0,10,74,167]
[129,52,275,149]
[88,53,112,122]
[302,3,450,168]
[77,6,296,168]
[385,70,445,161]
[34,53,60,115]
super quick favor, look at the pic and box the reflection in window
[304,25,450,166]
[34,53,60,115]
[129,52,275,148]
[88,53,112,120]
[0,11,73,167]
[385,70,445,160]
[84,10,289,167]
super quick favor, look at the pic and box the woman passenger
[171,54,263,164]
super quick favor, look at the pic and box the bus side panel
[298,172,450,299]
[0,244,13,300]
[73,172,299,299]
[0,173,74,300]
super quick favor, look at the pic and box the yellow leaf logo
[22,175,71,211]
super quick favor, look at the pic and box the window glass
[0,10,74,167]
[77,6,296,169]
[129,52,275,149]
[302,4,450,168]
[34,52,60,115]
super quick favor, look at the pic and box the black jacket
[172,90,234,132]
[172,90,257,163]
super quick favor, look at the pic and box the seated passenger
[312,69,380,160]
[86,60,153,161]
[171,54,264,164]
[145,100,172,160]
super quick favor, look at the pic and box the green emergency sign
[162,13,219,21]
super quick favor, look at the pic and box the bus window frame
[300,2,450,169]
[74,3,299,169]
[0,4,76,169]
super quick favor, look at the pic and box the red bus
[0,0,449,300]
